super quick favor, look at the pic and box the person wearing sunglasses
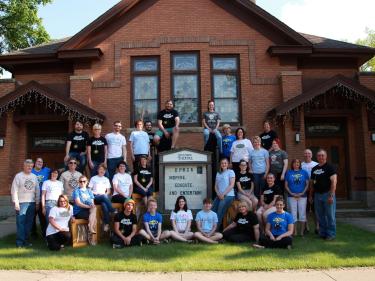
[46,195,73,251]
[72,175,97,245]
[60,157,82,202]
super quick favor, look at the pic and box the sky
[38,0,375,43]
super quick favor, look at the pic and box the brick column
[70,75,93,106]
[0,79,16,98]
[280,71,305,160]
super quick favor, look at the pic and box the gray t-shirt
[203,111,221,130]
[269,150,288,174]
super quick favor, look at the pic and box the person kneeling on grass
[139,198,171,244]
[194,198,223,244]
[222,200,260,244]
[46,195,73,251]
[256,196,294,249]
[169,196,194,243]
[111,198,144,248]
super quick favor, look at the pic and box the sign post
[158,148,212,212]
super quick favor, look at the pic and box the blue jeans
[45,200,57,225]
[90,160,109,178]
[253,173,265,199]
[16,202,36,247]
[94,194,115,224]
[314,192,336,238]
[203,129,223,153]
[107,157,124,181]
[67,152,86,173]
[213,195,235,229]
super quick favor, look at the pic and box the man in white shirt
[11,159,39,248]
[106,121,127,180]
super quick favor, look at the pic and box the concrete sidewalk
[0,268,374,281]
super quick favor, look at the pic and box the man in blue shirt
[31,158,51,237]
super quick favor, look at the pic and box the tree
[356,28,375,72]
[0,0,52,54]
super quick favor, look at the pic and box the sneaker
[162,238,170,244]
[138,241,143,247]
[88,233,97,246]
[325,236,335,241]
[103,224,110,232]
[252,244,265,249]
[112,244,122,249]
[287,245,292,250]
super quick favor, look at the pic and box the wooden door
[305,137,347,198]
[27,122,68,171]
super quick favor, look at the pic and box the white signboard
[164,165,207,210]
[162,150,208,163]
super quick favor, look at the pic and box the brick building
[0,0,375,215]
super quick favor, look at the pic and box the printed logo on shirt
[272,217,284,230]
[270,154,278,163]
[36,175,45,184]
[68,177,79,189]
[24,179,35,190]
[236,143,245,148]
[81,193,89,200]
[139,170,151,175]
[120,218,132,226]
[59,210,71,217]
[163,113,174,119]
[92,140,105,146]
[262,135,271,140]
[263,189,273,195]
[148,219,159,230]
[239,176,251,182]
[208,114,215,120]
[292,173,302,185]
[73,135,85,141]
[237,218,249,225]
[313,169,325,175]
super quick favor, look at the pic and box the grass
[0,223,374,271]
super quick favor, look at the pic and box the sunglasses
[79,180,87,183]
[69,162,77,164]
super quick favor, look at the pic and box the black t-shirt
[67,131,89,153]
[157,109,179,129]
[236,171,254,191]
[114,212,137,237]
[88,136,107,163]
[259,130,278,150]
[234,212,258,236]
[262,184,283,204]
[311,163,337,194]
[135,167,153,187]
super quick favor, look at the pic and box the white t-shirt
[46,206,73,236]
[112,173,133,197]
[170,210,193,233]
[105,132,126,159]
[42,180,64,201]
[230,139,254,162]
[302,161,318,178]
[88,175,111,195]
[129,130,150,155]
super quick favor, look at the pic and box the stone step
[336,200,366,209]
[336,208,375,218]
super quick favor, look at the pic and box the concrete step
[336,200,366,209]
[336,208,375,218]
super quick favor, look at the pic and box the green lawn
[0,223,374,271]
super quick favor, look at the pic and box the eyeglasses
[59,200,67,203]
[69,162,77,164]
[79,180,87,183]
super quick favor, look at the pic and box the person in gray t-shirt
[202,100,222,153]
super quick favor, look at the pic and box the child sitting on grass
[194,198,223,244]
[139,198,171,244]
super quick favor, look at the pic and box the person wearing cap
[111,198,144,248]
[11,159,40,247]
[221,124,236,160]
[87,123,108,177]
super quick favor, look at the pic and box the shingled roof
[3,37,71,56]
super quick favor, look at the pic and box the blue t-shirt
[267,211,294,236]
[222,135,236,159]
[143,211,163,236]
[249,148,269,174]
[215,169,235,196]
[285,169,309,197]
[32,167,51,191]
[195,210,218,233]
[72,188,94,215]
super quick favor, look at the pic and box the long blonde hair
[57,194,71,211]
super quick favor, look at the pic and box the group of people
[10,99,337,250]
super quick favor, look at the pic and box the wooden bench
[71,219,89,248]
[222,200,241,229]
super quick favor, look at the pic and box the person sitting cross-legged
[111,198,144,248]
[169,196,194,243]
[222,200,260,244]
[194,198,223,244]
[138,198,171,244]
